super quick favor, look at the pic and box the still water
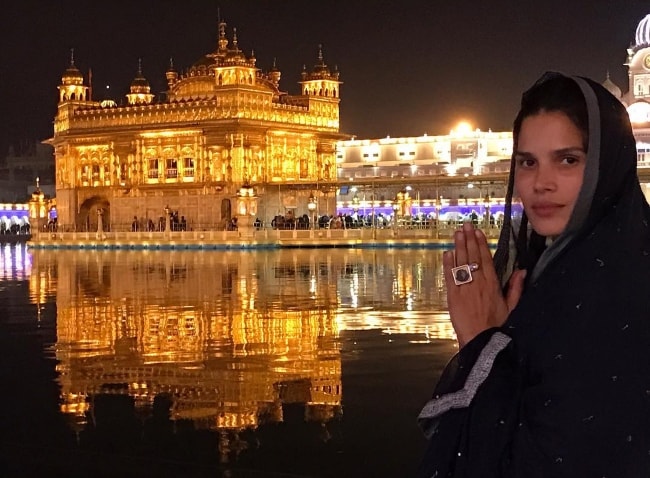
[0,243,458,477]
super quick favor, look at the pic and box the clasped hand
[443,223,526,348]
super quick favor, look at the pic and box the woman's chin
[529,219,567,238]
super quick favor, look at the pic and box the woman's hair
[513,75,589,152]
[494,74,589,283]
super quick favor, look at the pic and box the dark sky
[3,0,650,154]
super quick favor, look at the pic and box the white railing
[32,225,502,245]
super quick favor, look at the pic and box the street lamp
[483,193,491,229]
[352,194,360,213]
[28,177,47,236]
[307,193,317,230]
[392,201,400,230]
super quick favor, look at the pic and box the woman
[417,72,650,477]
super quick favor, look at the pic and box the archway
[78,196,110,232]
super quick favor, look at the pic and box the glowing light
[627,102,650,124]
[451,121,473,137]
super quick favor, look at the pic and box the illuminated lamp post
[307,193,317,230]
[433,198,442,238]
[483,193,491,229]
[352,194,360,213]
[28,177,46,237]
[350,194,361,229]
[236,182,258,237]
[392,200,400,232]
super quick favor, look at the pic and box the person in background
[417,72,650,477]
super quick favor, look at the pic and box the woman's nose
[533,163,556,192]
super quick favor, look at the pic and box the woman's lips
[531,202,563,217]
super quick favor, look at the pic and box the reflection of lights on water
[406,292,414,311]
[2,244,11,278]
[349,273,359,308]
[336,310,456,341]
[310,275,317,296]
[22,248,449,434]
[1,245,33,282]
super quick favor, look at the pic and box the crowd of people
[131,211,187,232]
[0,221,30,235]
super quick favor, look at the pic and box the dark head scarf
[494,72,645,284]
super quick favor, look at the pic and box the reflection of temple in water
[27,247,454,461]
[29,249,344,461]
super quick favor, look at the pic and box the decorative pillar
[236,182,258,238]
[164,205,171,237]
[307,193,317,230]
[96,208,105,239]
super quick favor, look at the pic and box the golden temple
[47,18,345,233]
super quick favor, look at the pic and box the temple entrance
[78,196,110,232]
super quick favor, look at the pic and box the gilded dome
[62,63,83,85]
[130,61,151,94]
[131,75,149,89]
[61,49,84,85]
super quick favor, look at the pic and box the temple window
[148,159,159,179]
[166,159,178,179]
[183,158,194,178]
[300,158,308,178]
[82,165,90,185]
[92,164,100,186]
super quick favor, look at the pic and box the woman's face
[514,111,587,237]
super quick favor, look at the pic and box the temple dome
[602,74,622,99]
[635,14,650,47]
[62,63,83,85]
[627,101,650,124]
[130,75,149,90]
[130,61,152,94]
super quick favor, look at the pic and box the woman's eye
[561,156,579,165]
[517,158,535,168]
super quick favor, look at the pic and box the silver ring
[451,262,479,286]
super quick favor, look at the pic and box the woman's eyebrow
[513,151,535,159]
[514,147,585,157]
[553,147,586,155]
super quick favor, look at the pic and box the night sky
[3,0,650,154]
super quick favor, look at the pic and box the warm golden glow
[451,121,473,136]
[26,248,453,446]
[138,130,204,139]
[50,22,343,231]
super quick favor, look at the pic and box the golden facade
[48,20,346,232]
